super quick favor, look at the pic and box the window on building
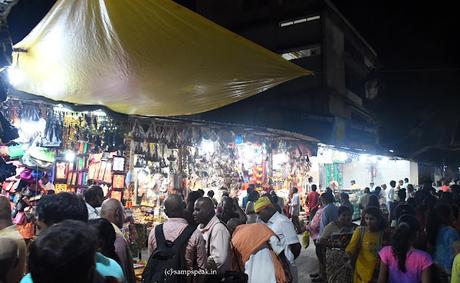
[281,46,321,60]
[279,15,320,27]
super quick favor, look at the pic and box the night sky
[7,0,460,162]
[331,1,460,161]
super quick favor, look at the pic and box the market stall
[0,97,318,230]
[126,118,318,225]
[314,144,419,217]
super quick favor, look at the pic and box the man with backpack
[145,194,206,283]
[193,197,232,275]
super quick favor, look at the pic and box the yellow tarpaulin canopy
[10,0,311,116]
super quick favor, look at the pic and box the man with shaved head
[101,198,136,283]
[148,194,206,278]
[194,197,231,275]
[0,195,26,283]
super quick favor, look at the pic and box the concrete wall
[342,159,416,189]
[410,161,419,185]
[323,16,346,96]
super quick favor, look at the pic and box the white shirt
[86,202,100,220]
[266,211,300,283]
[245,248,276,283]
[387,187,397,202]
[290,193,300,216]
[243,235,284,283]
[305,182,315,192]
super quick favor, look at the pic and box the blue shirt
[434,225,460,274]
[319,203,338,236]
[20,252,125,283]
[242,196,249,211]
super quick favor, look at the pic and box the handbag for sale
[22,141,55,170]
[13,211,26,225]
[7,144,25,159]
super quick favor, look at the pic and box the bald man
[148,194,206,278]
[0,196,27,283]
[101,198,136,283]
[193,197,231,275]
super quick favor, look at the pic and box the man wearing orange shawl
[232,223,289,283]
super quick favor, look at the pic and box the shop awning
[10,0,311,116]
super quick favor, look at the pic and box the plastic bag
[301,230,310,249]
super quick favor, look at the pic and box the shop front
[314,144,418,217]
[128,120,318,225]
[0,97,318,238]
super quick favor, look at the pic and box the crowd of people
[3,177,460,283]
[0,187,137,283]
[305,177,460,283]
[0,183,301,283]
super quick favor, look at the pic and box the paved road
[296,237,319,283]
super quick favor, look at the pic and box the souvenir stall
[0,98,132,238]
[0,96,317,235]
[126,119,317,226]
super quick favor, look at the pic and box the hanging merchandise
[0,156,16,182]
[0,111,18,143]
[22,142,56,170]
[0,72,9,103]
[129,120,146,142]
[21,104,40,122]
[40,111,62,147]
[6,144,25,159]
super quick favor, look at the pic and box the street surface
[296,237,319,283]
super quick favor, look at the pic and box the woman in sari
[319,206,357,283]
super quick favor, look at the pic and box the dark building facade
[181,0,380,150]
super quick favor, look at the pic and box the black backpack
[142,224,196,283]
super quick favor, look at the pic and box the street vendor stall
[124,117,318,225]
[1,94,318,218]
[314,144,419,218]
[316,144,418,190]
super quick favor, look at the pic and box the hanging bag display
[22,137,56,170]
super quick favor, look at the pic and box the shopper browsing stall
[147,194,206,282]
[101,199,136,283]
[84,185,104,220]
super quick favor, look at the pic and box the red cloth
[441,185,451,192]
[306,191,320,211]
